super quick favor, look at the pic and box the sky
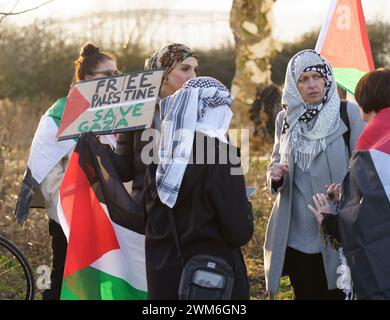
[2,0,389,46]
[273,0,390,41]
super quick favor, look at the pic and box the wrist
[321,212,334,217]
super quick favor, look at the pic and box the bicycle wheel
[0,235,35,300]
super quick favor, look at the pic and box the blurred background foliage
[0,20,388,102]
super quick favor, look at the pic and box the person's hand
[269,163,290,183]
[308,193,334,224]
[325,183,342,202]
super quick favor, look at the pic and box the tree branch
[0,0,19,23]
[0,0,55,16]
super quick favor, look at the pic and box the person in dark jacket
[143,76,254,299]
[114,43,198,208]
[308,68,390,299]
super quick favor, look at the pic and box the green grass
[0,255,29,300]
[276,277,294,300]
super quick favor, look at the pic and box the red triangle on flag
[60,151,120,277]
[56,86,90,140]
[316,0,374,72]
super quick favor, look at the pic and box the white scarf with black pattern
[157,76,233,208]
[280,49,341,171]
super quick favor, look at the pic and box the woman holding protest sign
[114,43,199,210]
[15,43,120,299]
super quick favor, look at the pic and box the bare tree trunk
[230,0,280,144]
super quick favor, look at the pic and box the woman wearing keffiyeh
[143,77,253,299]
[263,50,365,300]
[156,77,234,208]
[114,43,198,209]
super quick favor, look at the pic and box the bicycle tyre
[0,235,35,300]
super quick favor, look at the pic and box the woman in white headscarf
[264,49,365,300]
[143,77,253,300]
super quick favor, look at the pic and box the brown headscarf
[144,43,197,78]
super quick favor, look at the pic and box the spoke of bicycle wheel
[0,243,31,300]
[0,258,25,277]
[0,255,18,270]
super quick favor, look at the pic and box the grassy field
[0,99,294,300]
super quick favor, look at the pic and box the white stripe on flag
[57,184,147,291]
[90,204,147,292]
[370,149,390,203]
[57,198,70,241]
[315,0,337,52]
[28,114,75,183]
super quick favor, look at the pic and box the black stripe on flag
[75,133,145,235]
[338,150,390,299]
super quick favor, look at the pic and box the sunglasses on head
[91,69,121,77]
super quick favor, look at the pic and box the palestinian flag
[338,108,390,299]
[58,133,147,300]
[315,0,374,94]
[15,97,75,224]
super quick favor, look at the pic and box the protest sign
[56,69,164,141]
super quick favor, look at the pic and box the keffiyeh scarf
[157,76,233,208]
[280,49,341,171]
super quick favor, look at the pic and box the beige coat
[39,149,72,224]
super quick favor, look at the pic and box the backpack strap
[340,100,351,156]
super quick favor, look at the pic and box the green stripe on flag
[333,68,366,96]
[47,97,67,127]
[61,266,148,300]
